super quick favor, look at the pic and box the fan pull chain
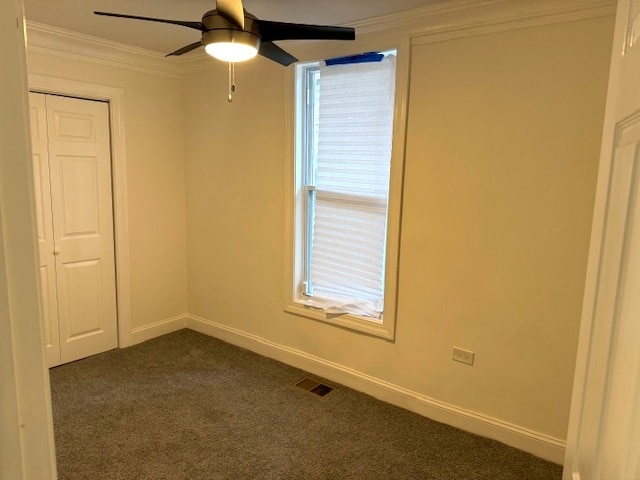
[228,62,237,102]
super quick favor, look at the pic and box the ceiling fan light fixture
[203,29,260,63]
[95,6,356,67]
[205,41,258,62]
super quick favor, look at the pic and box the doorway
[29,92,118,367]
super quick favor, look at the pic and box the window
[287,49,406,340]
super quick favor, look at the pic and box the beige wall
[185,15,614,442]
[185,59,288,337]
[402,17,613,437]
[21,6,614,455]
[26,52,188,330]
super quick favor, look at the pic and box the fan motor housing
[201,10,261,52]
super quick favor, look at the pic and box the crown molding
[280,0,616,62]
[353,0,615,36]
[405,0,617,46]
[25,21,184,79]
[25,0,616,79]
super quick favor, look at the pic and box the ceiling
[23,0,448,54]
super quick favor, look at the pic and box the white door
[563,1,640,479]
[29,92,118,367]
[29,92,61,367]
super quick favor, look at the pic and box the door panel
[60,259,103,338]
[45,94,117,364]
[58,156,100,236]
[594,122,640,479]
[564,0,640,478]
[28,92,60,367]
[53,111,96,143]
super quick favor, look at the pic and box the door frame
[562,0,640,477]
[29,74,133,348]
[1,2,57,476]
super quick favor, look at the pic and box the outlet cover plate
[452,347,475,365]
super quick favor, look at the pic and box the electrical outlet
[452,347,475,366]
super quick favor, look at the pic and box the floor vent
[295,377,335,397]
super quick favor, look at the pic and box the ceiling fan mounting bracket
[202,9,257,32]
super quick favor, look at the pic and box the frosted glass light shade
[205,42,258,62]
[202,26,260,63]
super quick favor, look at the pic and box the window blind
[306,55,396,319]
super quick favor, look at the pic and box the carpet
[49,329,563,479]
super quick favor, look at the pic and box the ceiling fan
[94,0,356,66]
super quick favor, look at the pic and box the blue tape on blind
[324,52,384,66]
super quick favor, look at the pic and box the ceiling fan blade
[94,11,205,31]
[166,41,203,57]
[258,42,298,66]
[258,21,355,42]
[216,0,245,29]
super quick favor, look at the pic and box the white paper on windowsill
[303,295,383,321]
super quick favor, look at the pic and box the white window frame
[284,40,409,340]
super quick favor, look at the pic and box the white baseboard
[128,315,188,346]
[187,314,566,464]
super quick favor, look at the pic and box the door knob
[53,248,60,255]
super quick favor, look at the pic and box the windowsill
[285,300,395,340]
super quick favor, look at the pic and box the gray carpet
[49,329,562,479]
